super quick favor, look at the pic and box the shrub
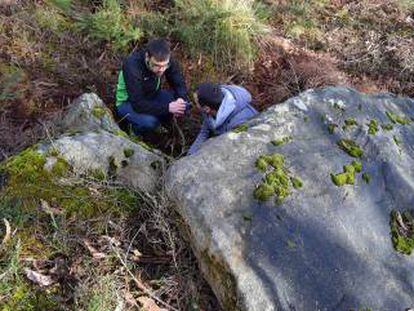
[172,0,268,71]
[75,0,142,52]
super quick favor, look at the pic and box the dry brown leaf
[24,268,54,287]
[83,239,106,259]
[137,296,167,311]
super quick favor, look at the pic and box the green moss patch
[337,139,363,158]
[390,210,414,255]
[271,136,292,147]
[342,118,358,131]
[386,111,411,125]
[91,106,107,119]
[367,119,379,135]
[381,123,394,131]
[114,129,129,138]
[0,146,142,307]
[254,153,302,203]
[330,160,362,187]
[233,124,248,133]
[123,148,134,158]
[290,177,303,189]
[0,148,139,225]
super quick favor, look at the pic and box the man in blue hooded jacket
[188,82,258,155]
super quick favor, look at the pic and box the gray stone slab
[166,87,414,311]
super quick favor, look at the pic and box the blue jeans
[116,90,174,135]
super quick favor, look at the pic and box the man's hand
[169,99,186,116]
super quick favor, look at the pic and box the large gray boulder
[166,87,414,310]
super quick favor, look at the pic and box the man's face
[146,54,170,77]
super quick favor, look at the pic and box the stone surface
[39,130,163,193]
[166,87,414,311]
[43,93,164,193]
[58,93,121,134]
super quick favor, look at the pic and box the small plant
[76,0,142,52]
[173,0,268,71]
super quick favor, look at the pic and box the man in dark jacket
[188,82,258,155]
[115,38,189,134]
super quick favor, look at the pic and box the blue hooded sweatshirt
[188,85,258,155]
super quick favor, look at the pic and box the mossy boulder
[58,93,120,134]
[167,87,414,311]
[38,131,164,193]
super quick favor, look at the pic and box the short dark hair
[196,83,224,111]
[146,38,170,61]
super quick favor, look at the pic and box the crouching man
[188,83,258,155]
[115,38,189,135]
